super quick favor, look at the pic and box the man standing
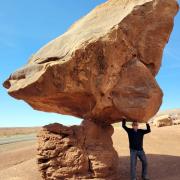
[122,119,151,180]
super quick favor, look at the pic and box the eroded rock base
[37,120,120,180]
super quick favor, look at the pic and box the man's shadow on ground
[118,154,180,180]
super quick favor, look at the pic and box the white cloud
[163,48,180,69]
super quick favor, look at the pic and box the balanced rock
[37,120,119,179]
[3,0,179,123]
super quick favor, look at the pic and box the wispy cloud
[0,37,16,48]
[164,48,179,61]
[163,47,180,69]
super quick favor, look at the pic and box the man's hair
[132,121,138,126]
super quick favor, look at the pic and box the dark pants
[130,149,148,180]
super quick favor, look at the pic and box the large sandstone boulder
[3,0,179,124]
[37,120,119,179]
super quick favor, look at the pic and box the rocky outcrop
[153,115,173,127]
[3,0,179,124]
[152,114,180,127]
[37,120,119,180]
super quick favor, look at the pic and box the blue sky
[0,0,179,127]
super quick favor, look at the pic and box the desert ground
[0,127,40,137]
[0,125,180,180]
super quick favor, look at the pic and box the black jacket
[122,120,151,151]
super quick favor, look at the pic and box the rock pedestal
[37,120,119,180]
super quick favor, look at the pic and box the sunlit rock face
[3,0,178,124]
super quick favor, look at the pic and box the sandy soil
[0,125,179,180]
[0,139,41,180]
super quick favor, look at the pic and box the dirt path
[0,139,41,180]
[0,158,41,180]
